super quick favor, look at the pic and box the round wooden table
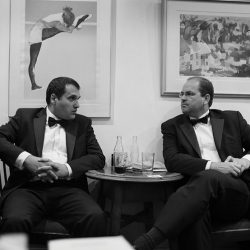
[86,167,183,235]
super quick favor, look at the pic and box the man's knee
[196,169,219,178]
[191,170,221,185]
[73,210,107,236]
[87,209,107,226]
[180,170,225,198]
[0,216,32,233]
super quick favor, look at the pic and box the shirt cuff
[243,154,250,162]
[15,151,31,170]
[242,155,250,169]
[205,161,212,170]
[65,163,72,177]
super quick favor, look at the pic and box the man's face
[53,84,80,120]
[180,79,207,118]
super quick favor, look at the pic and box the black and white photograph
[2,1,250,250]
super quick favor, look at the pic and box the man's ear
[50,93,57,104]
[204,94,210,106]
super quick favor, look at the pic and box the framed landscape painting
[162,0,250,98]
[9,0,112,117]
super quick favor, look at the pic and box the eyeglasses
[179,91,197,98]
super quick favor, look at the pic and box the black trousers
[154,170,250,250]
[0,182,107,237]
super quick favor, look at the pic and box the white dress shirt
[43,109,68,164]
[191,111,220,169]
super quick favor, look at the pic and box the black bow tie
[48,117,67,128]
[190,115,209,126]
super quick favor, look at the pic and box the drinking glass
[141,152,155,172]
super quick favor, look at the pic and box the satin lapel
[180,118,201,157]
[33,109,46,157]
[210,115,224,150]
[65,121,78,161]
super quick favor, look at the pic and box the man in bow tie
[0,77,107,237]
[134,76,250,250]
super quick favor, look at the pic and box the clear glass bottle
[113,136,124,167]
[130,136,139,166]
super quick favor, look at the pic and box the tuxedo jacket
[161,109,250,178]
[0,108,105,201]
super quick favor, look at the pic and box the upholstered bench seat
[212,218,250,243]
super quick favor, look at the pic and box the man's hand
[225,156,250,174]
[23,155,58,183]
[37,162,69,179]
[23,155,50,175]
[36,163,58,183]
[210,161,242,177]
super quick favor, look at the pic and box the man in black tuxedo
[0,76,107,237]
[134,76,250,250]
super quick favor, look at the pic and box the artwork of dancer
[28,6,92,90]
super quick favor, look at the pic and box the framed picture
[161,0,250,98]
[9,0,112,117]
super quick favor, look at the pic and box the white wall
[1,0,250,165]
[0,0,10,124]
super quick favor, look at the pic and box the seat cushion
[212,218,250,243]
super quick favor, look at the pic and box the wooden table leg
[110,183,123,235]
[144,201,154,231]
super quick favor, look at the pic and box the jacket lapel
[179,112,225,160]
[65,120,78,161]
[33,109,46,156]
[180,116,201,157]
[210,112,224,151]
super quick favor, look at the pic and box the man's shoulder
[14,108,45,117]
[162,114,185,127]
[210,109,240,118]
[75,113,91,123]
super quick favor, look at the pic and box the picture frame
[161,0,250,98]
[9,0,112,117]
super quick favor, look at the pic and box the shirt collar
[190,110,210,120]
[199,110,210,119]
[46,107,59,123]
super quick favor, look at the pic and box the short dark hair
[46,77,80,105]
[188,76,214,107]
[62,7,75,27]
